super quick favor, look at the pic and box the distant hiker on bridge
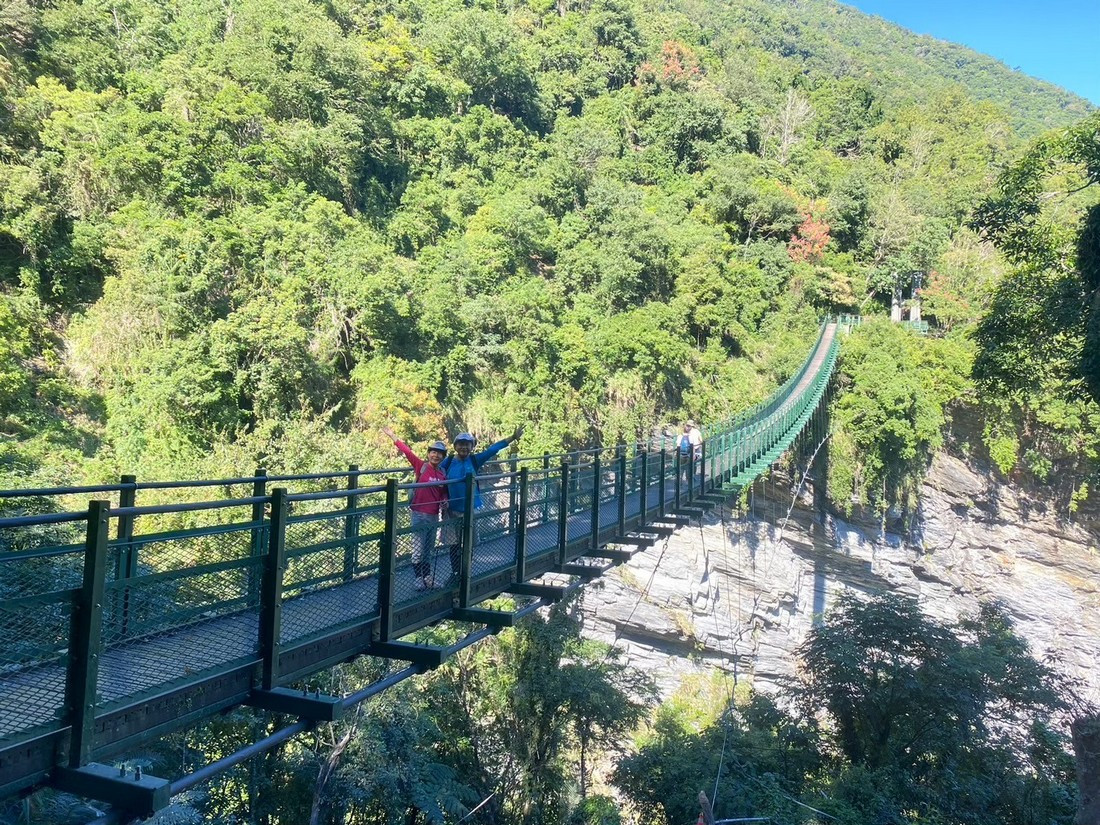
[443,426,524,580]
[677,420,702,460]
[677,420,702,483]
[382,427,449,590]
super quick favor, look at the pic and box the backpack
[679,435,691,456]
[440,456,482,492]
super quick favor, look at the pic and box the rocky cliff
[580,452,1100,702]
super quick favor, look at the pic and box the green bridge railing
[0,322,840,817]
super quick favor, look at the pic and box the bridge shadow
[714,476,903,624]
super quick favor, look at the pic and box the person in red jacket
[382,427,449,590]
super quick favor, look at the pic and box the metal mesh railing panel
[529,475,558,528]
[108,526,256,634]
[281,508,383,644]
[356,500,389,550]
[285,533,384,638]
[96,523,261,711]
[392,522,422,605]
[285,515,345,593]
[1,548,84,597]
[96,597,259,710]
[565,468,595,541]
[135,524,254,573]
[0,523,83,555]
[521,472,561,560]
[0,592,73,741]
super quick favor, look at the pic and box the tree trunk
[579,727,588,800]
[1073,714,1100,825]
[697,791,717,825]
[310,726,354,825]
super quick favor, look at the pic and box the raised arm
[382,427,422,471]
[473,425,525,465]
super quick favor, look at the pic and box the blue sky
[842,1,1100,104]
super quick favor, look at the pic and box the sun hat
[453,432,477,445]
[428,441,448,453]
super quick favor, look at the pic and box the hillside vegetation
[0,0,1096,516]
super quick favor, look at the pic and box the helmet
[427,441,448,453]
[453,432,477,446]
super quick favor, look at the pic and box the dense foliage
[616,593,1077,825]
[0,0,1094,508]
[970,113,1100,502]
[828,318,972,515]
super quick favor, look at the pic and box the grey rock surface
[580,452,1100,702]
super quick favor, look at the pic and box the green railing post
[66,499,109,768]
[687,446,696,503]
[515,467,529,583]
[708,438,716,492]
[378,478,398,642]
[568,455,579,514]
[617,451,627,536]
[249,468,267,607]
[674,450,682,510]
[259,487,288,690]
[639,449,649,525]
[590,455,601,552]
[659,447,667,517]
[507,458,518,535]
[700,440,708,493]
[343,465,359,582]
[459,473,476,608]
[541,452,551,524]
[557,461,570,567]
[115,475,137,637]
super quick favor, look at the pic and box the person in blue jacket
[443,425,524,578]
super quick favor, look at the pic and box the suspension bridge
[0,321,840,820]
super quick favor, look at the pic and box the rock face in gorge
[580,452,1100,701]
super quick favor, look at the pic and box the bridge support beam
[246,687,344,722]
[54,764,170,820]
[452,607,519,628]
[370,641,447,669]
[508,582,568,602]
[609,535,656,548]
[585,548,634,563]
[557,563,606,580]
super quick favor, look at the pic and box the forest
[0,0,1096,516]
[1,0,1099,820]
